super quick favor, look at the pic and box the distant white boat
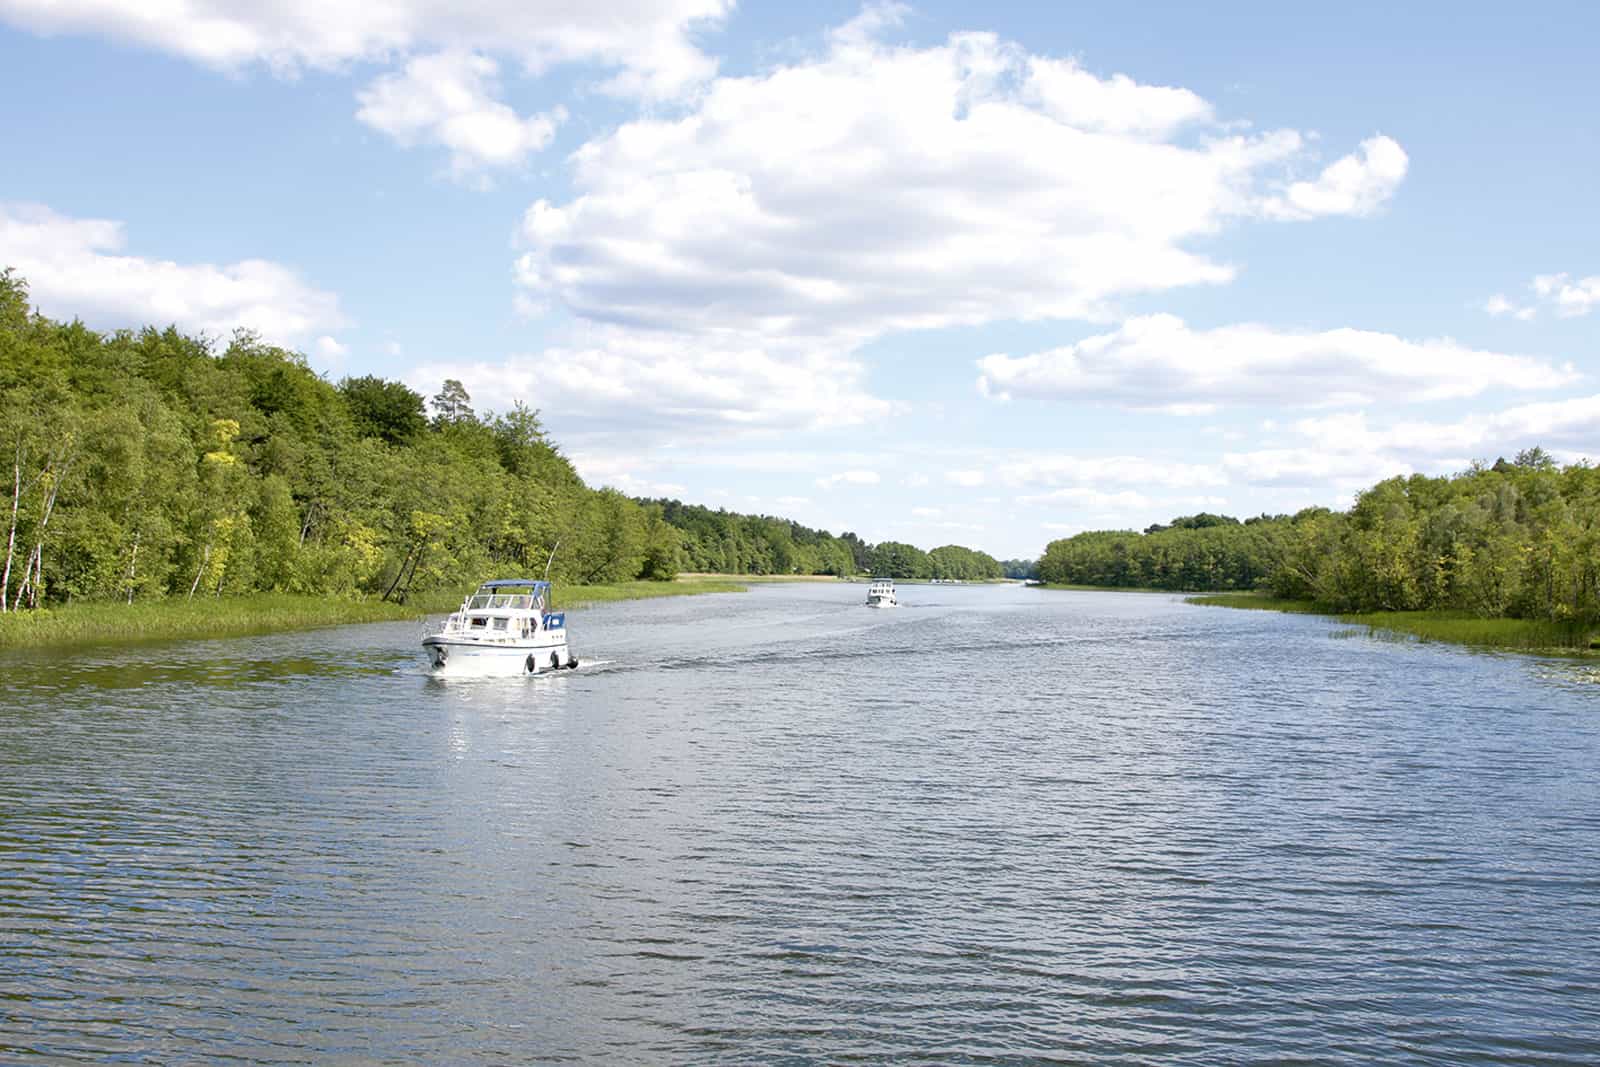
[423,579,579,675]
[865,579,898,609]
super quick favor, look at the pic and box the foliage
[1038,518,1290,592]
[0,579,748,649]
[0,275,685,611]
[1043,454,1600,625]
[0,271,1002,615]
[1187,592,1596,652]
[642,498,1000,580]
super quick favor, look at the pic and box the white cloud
[1484,293,1536,321]
[356,51,564,178]
[315,335,349,358]
[976,313,1576,410]
[409,323,890,437]
[514,21,1396,343]
[1533,273,1600,318]
[816,470,881,489]
[0,0,730,99]
[1022,55,1212,138]
[1220,448,1413,491]
[1483,273,1600,321]
[910,506,943,518]
[903,473,931,488]
[1286,397,1600,462]
[562,452,687,497]
[0,202,344,345]
[990,453,1228,491]
[1213,396,1600,494]
[775,495,812,507]
[1017,486,1155,511]
[1261,135,1408,220]
[946,470,986,487]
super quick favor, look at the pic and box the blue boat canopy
[478,579,551,592]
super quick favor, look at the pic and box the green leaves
[1042,461,1600,624]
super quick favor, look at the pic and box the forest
[645,497,1004,581]
[1038,449,1600,622]
[0,270,1000,613]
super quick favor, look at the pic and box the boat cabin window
[469,593,536,610]
[469,616,488,629]
[491,617,509,631]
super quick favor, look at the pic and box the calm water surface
[3,583,1599,1063]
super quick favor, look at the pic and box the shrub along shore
[1187,592,1597,654]
[0,579,746,651]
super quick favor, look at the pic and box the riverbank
[0,579,747,651]
[1031,582,1180,594]
[1188,592,1598,654]
[676,571,840,583]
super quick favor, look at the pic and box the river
[3,582,1598,1063]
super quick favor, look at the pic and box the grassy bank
[0,579,747,651]
[1033,582,1198,594]
[557,578,746,608]
[0,594,428,650]
[1188,592,1598,653]
[676,571,838,583]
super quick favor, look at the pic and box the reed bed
[554,579,746,608]
[1335,610,1593,651]
[1185,593,1329,614]
[0,594,422,650]
[0,580,747,651]
[1188,592,1597,653]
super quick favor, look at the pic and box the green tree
[341,375,427,445]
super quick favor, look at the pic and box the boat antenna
[542,540,560,582]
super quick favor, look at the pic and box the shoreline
[1029,582,1195,594]
[0,579,747,652]
[1187,592,1599,656]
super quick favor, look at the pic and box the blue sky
[2,0,1596,559]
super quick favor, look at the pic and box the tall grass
[555,579,746,608]
[0,594,426,650]
[0,579,747,651]
[1185,593,1328,614]
[1036,582,1201,594]
[1335,610,1593,651]
[677,571,838,583]
[1188,592,1598,652]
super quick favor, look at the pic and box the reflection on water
[3,583,1599,1063]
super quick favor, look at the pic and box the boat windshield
[466,594,538,610]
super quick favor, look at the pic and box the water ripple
[2,585,1599,1063]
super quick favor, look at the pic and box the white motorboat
[423,579,579,675]
[865,579,898,609]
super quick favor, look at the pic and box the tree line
[1037,448,1600,621]
[0,270,1002,611]
[643,498,1005,580]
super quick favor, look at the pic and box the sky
[1,0,1596,560]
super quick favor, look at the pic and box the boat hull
[423,635,576,675]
